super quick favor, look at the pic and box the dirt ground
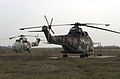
[0,48,120,79]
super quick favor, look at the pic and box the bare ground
[0,48,120,79]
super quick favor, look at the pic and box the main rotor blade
[23,35,39,37]
[19,26,44,30]
[19,22,110,30]
[86,26,120,34]
[52,24,73,26]
[9,37,17,40]
[9,35,40,40]
[86,23,110,26]
[9,35,22,39]
[51,22,110,26]
[9,35,23,39]
[28,30,43,32]
[19,24,71,30]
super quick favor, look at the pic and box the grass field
[0,48,120,79]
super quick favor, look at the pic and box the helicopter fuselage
[12,40,31,53]
[42,26,94,55]
[11,35,40,53]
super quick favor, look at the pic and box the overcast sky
[0,0,120,47]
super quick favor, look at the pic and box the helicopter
[20,15,120,58]
[9,34,41,53]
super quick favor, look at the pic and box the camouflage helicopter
[20,16,120,58]
[9,34,41,53]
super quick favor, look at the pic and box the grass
[0,48,120,79]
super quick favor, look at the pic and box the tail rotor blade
[51,29,55,34]
[50,18,53,25]
[44,15,49,25]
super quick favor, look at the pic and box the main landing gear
[62,51,89,58]
[80,53,89,58]
[63,53,68,58]
[61,51,68,58]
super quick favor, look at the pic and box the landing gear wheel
[80,54,85,58]
[63,54,68,58]
[97,54,102,56]
[85,54,88,57]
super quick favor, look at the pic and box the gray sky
[0,0,120,47]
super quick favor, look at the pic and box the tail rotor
[44,15,55,34]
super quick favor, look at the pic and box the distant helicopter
[20,16,120,57]
[9,34,41,53]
